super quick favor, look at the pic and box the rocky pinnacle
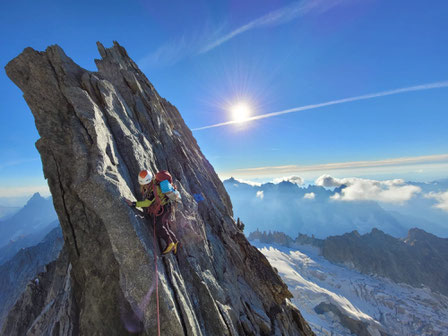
[5,42,314,336]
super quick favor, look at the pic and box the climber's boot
[163,242,175,254]
[173,242,179,255]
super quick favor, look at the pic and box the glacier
[251,241,448,336]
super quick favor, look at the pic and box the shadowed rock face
[5,42,313,336]
[0,227,63,331]
[1,246,77,336]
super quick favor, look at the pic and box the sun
[231,102,251,123]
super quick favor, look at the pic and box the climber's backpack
[159,179,181,203]
[151,170,181,209]
[155,170,173,184]
[160,180,174,193]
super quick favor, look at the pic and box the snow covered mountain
[251,241,448,336]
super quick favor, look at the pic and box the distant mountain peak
[225,177,238,183]
[24,193,45,207]
[30,192,42,199]
[370,227,385,235]
[404,227,444,245]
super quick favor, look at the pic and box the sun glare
[231,102,251,123]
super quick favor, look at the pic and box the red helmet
[138,170,153,185]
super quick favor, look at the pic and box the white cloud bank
[304,192,316,200]
[233,178,262,187]
[425,191,448,212]
[273,176,304,185]
[316,174,421,204]
[256,191,264,199]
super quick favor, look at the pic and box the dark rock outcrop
[248,230,295,247]
[5,42,313,335]
[313,303,378,336]
[248,230,323,249]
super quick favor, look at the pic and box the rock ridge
[5,41,313,335]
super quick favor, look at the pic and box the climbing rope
[151,182,165,217]
[153,215,161,336]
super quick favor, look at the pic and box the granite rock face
[5,42,314,336]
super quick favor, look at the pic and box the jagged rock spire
[5,42,314,335]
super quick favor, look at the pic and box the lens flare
[231,102,251,123]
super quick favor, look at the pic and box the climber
[125,169,181,254]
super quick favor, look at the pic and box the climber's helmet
[138,170,153,185]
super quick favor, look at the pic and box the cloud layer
[316,174,421,204]
[223,154,448,178]
[304,192,316,200]
[273,176,304,185]
[233,178,262,187]
[425,191,448,212]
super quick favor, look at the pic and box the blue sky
[1,0,448,200]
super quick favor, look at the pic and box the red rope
[153,215,161,336]
[147,182,164,218]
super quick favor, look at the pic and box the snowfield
[251,241,448,336]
